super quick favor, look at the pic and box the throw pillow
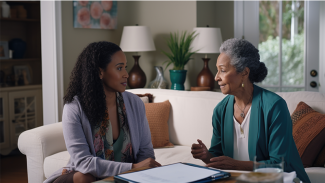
[291,101,325,167]
[144,100,174,148]
[313,146,325,167]
[136,93,153,103]
[139,96,149,104]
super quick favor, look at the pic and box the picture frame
[0,41,9,59]
[13,65,32,85]
[73,1,118,29]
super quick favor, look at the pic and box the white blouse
[233,107,251,161]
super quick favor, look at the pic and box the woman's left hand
[205,156,239,170]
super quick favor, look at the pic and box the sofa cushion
[44,151,70,178]
[305,167,325,183]
[136,93,153,103]
[44,146,204,178]
[145,100,174,148]
[154,145,205,166]
[139,96,149,103]
[291,102,325,167]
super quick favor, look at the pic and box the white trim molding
[305,1,320,92]
[320,2,325,93]
[234,1,244,40]
[234,1,259,48]
[41,1,64,125]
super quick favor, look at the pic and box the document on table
[116,163,221,183]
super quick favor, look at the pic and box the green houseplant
[162,31,198,90]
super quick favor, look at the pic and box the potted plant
[162,31,198,90]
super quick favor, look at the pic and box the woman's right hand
[191,139,211,163]
[132,158,161,169]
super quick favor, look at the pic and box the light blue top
[44,91,155,183]
[209,84,310,183]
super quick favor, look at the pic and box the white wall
[195,1,234,89]
[62,1,196,92]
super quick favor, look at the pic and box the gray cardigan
[44,91,155,183]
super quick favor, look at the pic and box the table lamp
[190,27,223,91]
[120,25,156,89]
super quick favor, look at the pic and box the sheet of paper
[118,163,220,183]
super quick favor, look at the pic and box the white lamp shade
[191,27,223,54]
[120,26,156,52]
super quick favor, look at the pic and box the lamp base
[128,55,146,89]
[197,58,214,91]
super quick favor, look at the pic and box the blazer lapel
[248,84,261,161]
[224,95,234,158]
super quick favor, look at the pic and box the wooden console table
[97,166,242,183]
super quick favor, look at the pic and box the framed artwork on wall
[73,1,117,29]
[0,41,9,59]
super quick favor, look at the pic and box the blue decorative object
[9,39,26,59]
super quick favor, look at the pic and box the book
[114,162,231,183]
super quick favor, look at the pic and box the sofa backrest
[127,89,325,148]
[276,91,325,114]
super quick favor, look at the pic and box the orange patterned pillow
[144,100,174,148]
[291,102,325,167]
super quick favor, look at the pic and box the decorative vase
[197,58,215,91]
[148,66,168,89]
[127,55,146,89]
[9,38,26,59]
[169,70,187,90]
[1,2,10,18]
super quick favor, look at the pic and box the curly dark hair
[64,41,122,126]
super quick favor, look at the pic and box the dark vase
[197,58,215,91]
[127,56,146,89]
[9,38,27,59]
[169,70,187,90]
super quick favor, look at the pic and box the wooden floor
[0,149,28,183]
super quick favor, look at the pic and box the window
[234,1,320,92]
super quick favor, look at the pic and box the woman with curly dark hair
[45,41,161,183]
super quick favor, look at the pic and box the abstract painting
[73,1,117,29]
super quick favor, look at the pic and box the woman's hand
[206,156,239,170]
[132,158,161,169]
[191,139,212,164]
[206,156,253,171]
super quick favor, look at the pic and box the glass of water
[253,157,284,183]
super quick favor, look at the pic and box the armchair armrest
[18,122,66,183]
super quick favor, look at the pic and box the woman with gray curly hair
[191,38,309,182]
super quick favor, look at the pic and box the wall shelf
[0,58,41,63]
[0,18,40,22]
[0,85,42,92]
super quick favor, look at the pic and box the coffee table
[98,167,242,183]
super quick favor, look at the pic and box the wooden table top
[99,166,242,183]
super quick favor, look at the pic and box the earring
[242,83,244,87]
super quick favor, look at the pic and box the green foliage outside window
[258,1,304,88]
[259,34,304,86]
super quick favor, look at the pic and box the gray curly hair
[219,38,268,83]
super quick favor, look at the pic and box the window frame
[234,1,320,92]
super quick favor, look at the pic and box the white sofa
[18,89,325,183]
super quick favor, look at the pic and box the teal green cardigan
[209,84,310,183]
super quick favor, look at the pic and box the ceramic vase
[169,70,187,90]
[9,38,26,59]
[1,2,10,18]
